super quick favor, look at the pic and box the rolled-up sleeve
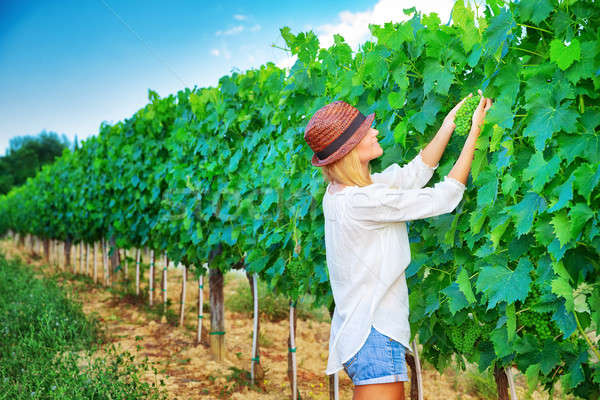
[345,176,466,229]
[371,149,439,190]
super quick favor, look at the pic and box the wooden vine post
[135,248,141,296]
[209,265,225,360]
[161,252,168,323]
[163,253,168,306]
[288,300,299,400]
[101,238,107,286]
[79,241,84,274]
[71,241,76,272]
[85,242,89,276]
[108,237,119,286]
[60,240,64,270]
[123,248,128,277]
[411,338,423,400]
[93,241,97,283]
[149,249,155,306]
[494,364,510,400]
[74,242,77,273]
[246,270,264,385]
[52,239,56,267]
[506,367,518,400]
[327,306,338,400]
[179,264,187,327]
[48,239,52,267]
[196,263,206,346]
[64,239,72,270]
[52,240,58,270]
[43,238,49,264]
[49,239,54,268]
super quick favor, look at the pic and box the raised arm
[344,176,467,230]
[370,149,438,190]
[447,95,493,186]
[420,92,475,168]
[419,121,455,169]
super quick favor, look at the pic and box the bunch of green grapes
[454,95,481,136]
[449,318,483,354]
[518,287,561,341]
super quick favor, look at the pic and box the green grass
[225,274,330,323]
[460,366,498,400]
[0,252,168,400]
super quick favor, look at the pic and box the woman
[303,90,492,400]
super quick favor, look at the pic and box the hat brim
[311,112,375,167]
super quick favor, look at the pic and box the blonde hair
[320,146,373,187]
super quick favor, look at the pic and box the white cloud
[249,24,261,32]
[215,25,245,36]
[275,54,297,71]
[233,14,247,21]
[210,48,231,59]
[315,0,457,50]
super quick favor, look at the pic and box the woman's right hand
[447,92,493,186]
[471,89,492,133]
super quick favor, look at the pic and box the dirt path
[1,239,569,400]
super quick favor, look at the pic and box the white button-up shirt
[322,149,466,375]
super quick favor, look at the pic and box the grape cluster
[449,318,483,354]
[518,287,560,341]
[454,95,481,136]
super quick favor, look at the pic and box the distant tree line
[0,131,72,195]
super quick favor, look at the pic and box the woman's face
[356,126,383,164]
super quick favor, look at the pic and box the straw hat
[304,100,375,167]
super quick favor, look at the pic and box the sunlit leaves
[451,0,479,52]
[568,203,595,240]
[359,45,390,88]
[423,59,454,96]
[573,163,600,205]
[476,257,532,309]
[393,119,408,147]
[370,21,414,51]
[506,192,546,237]
[522,152,561,192]
[456,267,476,304]
[523,103,579,151]
[483,8,516,57]
[280,27,320,65]
[409,96,441,133]
[550,39,581,71]
[550,210,573,247]
[517,0,554,25]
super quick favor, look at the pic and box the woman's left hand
[443,91,476,130]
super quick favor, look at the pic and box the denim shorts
[342,325,409,386]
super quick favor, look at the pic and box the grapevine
[449,317,483,354]
[517,286,561,341]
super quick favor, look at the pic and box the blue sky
[0,0,458,154]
